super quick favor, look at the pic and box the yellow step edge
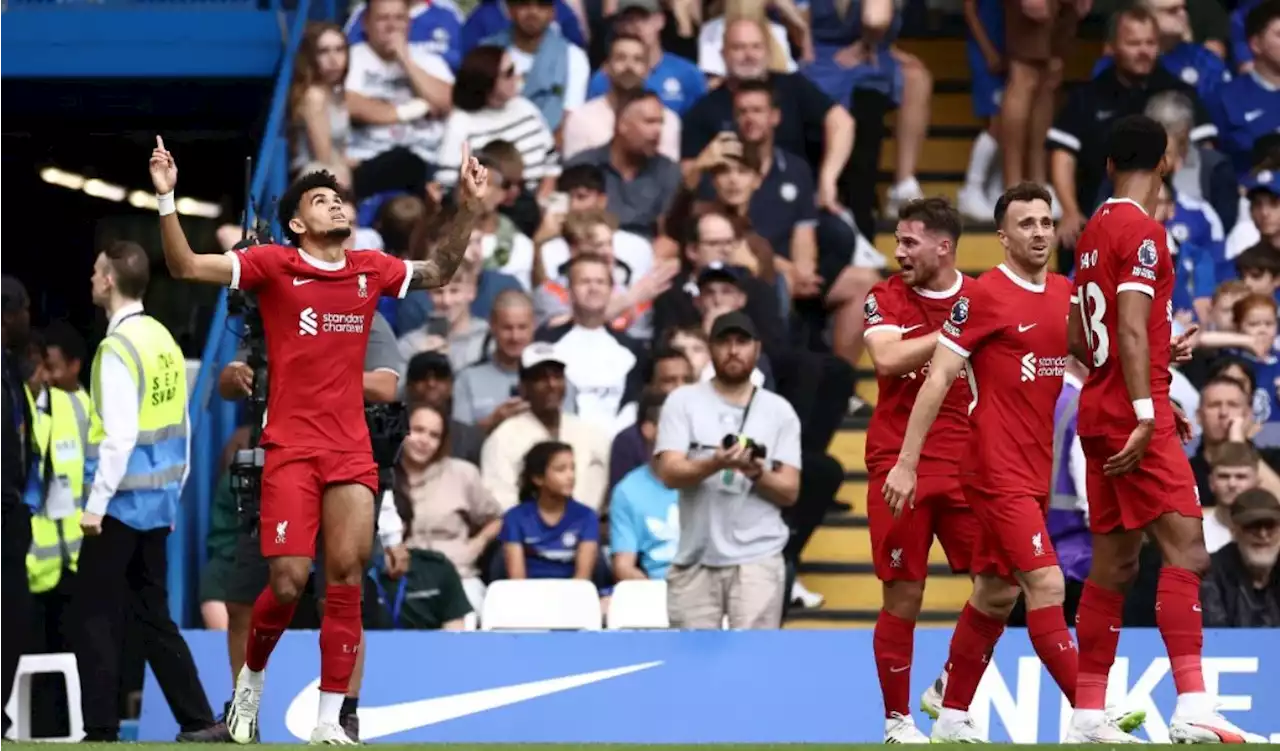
[887,93,983,129]
[894,38,1103,83]
[828,430,868,474]
[880,138,973,174]
[799,572,973,611]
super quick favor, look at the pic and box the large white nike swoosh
[284,660,663,740]
[900,324,924,334]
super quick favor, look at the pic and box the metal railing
[169,0,314,625]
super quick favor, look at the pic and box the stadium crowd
[3,0,1279,739]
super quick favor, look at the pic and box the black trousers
[1,503,33,735]
[28,572,76,738]
[71,516,213,739]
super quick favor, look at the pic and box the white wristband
[1133,398,1155,421]
[395,98,429,122]
[157,192,176,217]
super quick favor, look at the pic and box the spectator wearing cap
[651,211,785,358]
[565,90,682,241]
[453,290,579,433]
[611,390,681,582]
[586,0,706,116]
[1229,168,1280,263]
[397,265,491,371]
[1049,6,1217,247]
[655,310,801,628]
[689,263,776,389]
[535,254,648,432]
[1206,442,1262,553]
[1209,0,1280,180]
[406,352,485,465]
[480,342,610,510]
[1201,488,1280,627]
[563,34,683,163]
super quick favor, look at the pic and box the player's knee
[1170,547,1211,579]
[972,576,1019,618]
[323,553,367,587]
[883,580,926,619]
[268,562,311,605]
[1022,567,1066,609]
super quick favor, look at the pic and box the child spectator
[496,441,611,595]
[397,264,490,370]
[1231,293,1280,423]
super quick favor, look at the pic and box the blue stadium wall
[140,629,1280,744]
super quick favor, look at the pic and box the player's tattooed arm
[407,201,483,289]
[407,140,491,290]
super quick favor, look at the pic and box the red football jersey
[228,244,412,450]
[863,273,973,476]
[1073,198,1176,438]
[938,264,1072,497]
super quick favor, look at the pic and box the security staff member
[22,346,89,739]
[1,275,36,737]
[72,241,219,742]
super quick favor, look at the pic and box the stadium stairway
[787,33,1102,629]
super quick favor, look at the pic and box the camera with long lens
[227,223,271,529]
[721,433,767,461]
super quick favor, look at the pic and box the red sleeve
[228,244,286,292]
[938,283,1000,359]
[862,281,903,338]
[1115,221,1170,299]
[370,250,413,299]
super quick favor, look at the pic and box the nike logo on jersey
[1017,323,1037,333]
[1245,109,1264,122]
[293,278,314,286]
[889,665,910,673]
[900,324,924,334]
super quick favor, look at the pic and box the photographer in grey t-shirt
[654,311,802,629]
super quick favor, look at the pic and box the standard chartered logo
[1020,353,1037,382]
[299,307,318,336]
[297,307,365,336]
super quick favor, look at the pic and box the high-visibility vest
[26,388,90,593]
[87,313,189,531]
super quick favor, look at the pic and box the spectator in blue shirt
[586,0,706,116]
[610,391,680,581]
[1158,179,1222,321]
[346,0,465,70]
[499,440,602,582]
[461,0,586,53]
[1245,167,1280,254]
[1208,1,1280,180]
[1230,293,1280,423]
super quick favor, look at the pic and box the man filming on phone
[653,310,801,629]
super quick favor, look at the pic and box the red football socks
[874,610,916,718]
[1156,566,1207,695]
[1074,580,1125,710]
[319,584,363,694]
[1026,604,1079,705]
[245,586,299,672]
[941,603,1006,711]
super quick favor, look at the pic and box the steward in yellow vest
[23,384,90,593]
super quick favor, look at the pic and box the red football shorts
[259,446,379,558]
[965,485,1057,582]
[868,473,980,581]
[1080,429,1202,534]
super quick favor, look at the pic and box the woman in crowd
[435,45,560,198]
[289,22,352,185]
[395,402,503,609]
[497,442,608,599]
